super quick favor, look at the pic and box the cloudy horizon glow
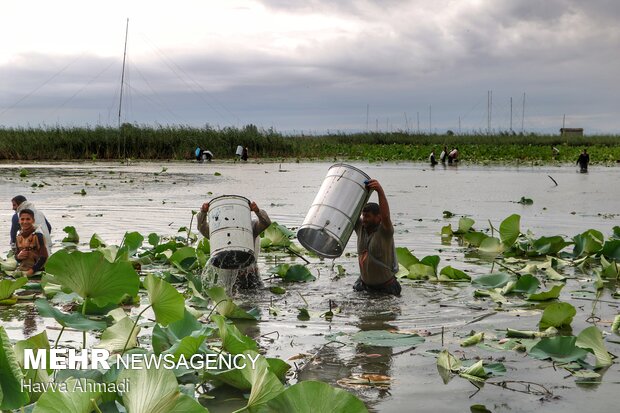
[1,0,619,134]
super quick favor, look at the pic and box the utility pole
[417,111,420,133]
[366,104,369,131]
[458,116,461,134]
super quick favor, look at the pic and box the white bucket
[297,164,371,258]
[235,145,244,156]
[208,195,256,269]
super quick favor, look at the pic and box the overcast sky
[1,0,619,134]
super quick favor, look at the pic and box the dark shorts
[353,276,401,296]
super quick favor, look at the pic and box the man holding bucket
[197,199,271,289]
[353,179,401,296]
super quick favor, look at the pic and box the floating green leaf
[461,332,484,347]
[97,316,140,353]
[539,302,576,329]
[575,326,613,368]
[89,233,107,249]
[511,274,540,294]
[532,236,571,255]
[438,266,470,282]
[527,284,563,301]
[528,336,588,363]
[463,231,488,247]
[472,273,512,289]
[261,222,293,248]
[479,237,503,253]
[152,309,212,355]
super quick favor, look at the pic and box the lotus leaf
[118,365,207,413]
[350,330,425,347]
[479,237,503,253]
[261,222,293,248]
[212,314,258,354]
[461,332,484,347]
[0,277,27,301]
[395,247,419,268]
[0,326,29,410]
[527,284,563,301]
[528,336,588,363]
[251,380,368,413]
[45,250,140,308]
[97,316,140,353]
[472,273,512,289]
[116,231,144,261]
[456,217,475,234]
[463,231,488,247]
[143,274,185,326]
[499,214,520,246]
[35,299,107,331]
[612,315,620,333]
[228,350,281,411]
[14,331,51,402]
[532,236,571,255]
[152,309,213,355]
[602,240,620,261]
[206,286,260,320]
[32,378,101,413]
[170,247,198,272]
[575,326,613,368]
[62,226,79,243]
[511,274,539,294]
[539,302,576,329]
[438,266,470,282]
[572,229,604,257]
[89,233,107,249]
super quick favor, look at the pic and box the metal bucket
[297,164,371,258]
[208,195,256,269]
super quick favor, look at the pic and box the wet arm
[196,211,210,238]
[253,209,272,237]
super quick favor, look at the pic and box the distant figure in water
[429,150,438,166]
[576,148,590,173]
[448,147,459,164]
[439,146,448,164]
[195,147,213,162]
[197,200,271,290]
[241,146,249,161]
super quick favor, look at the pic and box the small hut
[560,128,583,137]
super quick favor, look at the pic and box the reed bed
[1,125,619,163]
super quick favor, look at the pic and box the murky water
[1,161,618,412]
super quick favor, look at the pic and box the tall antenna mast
[118,18,129,158]
[521,92,526,133]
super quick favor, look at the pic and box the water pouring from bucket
[297,164,372,258]
[196,195,272,294]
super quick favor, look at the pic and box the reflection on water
[0,162,619,412]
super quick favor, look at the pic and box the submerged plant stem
[82,300,87,349]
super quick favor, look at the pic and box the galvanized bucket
[208,195,256,269]
[297,164,371,258]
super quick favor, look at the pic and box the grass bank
[1,125,619,164]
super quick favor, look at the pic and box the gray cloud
[1,1,619,133]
